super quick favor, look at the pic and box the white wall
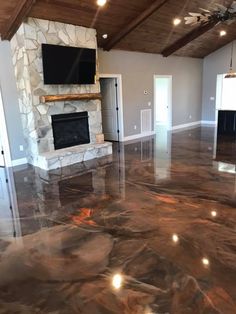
[98,49,203,137]
[202,41,236,122]
[0,41,26,162]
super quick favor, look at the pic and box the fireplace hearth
[52,112,90,150]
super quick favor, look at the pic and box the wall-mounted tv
[42,44,96,85]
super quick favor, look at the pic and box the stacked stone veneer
[11,18,112,170]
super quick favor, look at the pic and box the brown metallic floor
[0,127,236,313]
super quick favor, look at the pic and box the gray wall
[0,41,26,161]
[202,41,236,122]
[98,49,203,137]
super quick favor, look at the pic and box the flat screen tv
[42,44,96,85]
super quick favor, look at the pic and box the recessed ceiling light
[173,18,181,26]
[97,0,107,7]
[102,33,108,39]
[202,257,210,266]
[220,30,227,37]
[172,234,179,243]
[112,274,123,290]
[211,210,217,217]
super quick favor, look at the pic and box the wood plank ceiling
[0,0,235,58]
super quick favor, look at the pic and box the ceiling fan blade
[189,12,202,16]
[229,1,236,12]
[201,13,211,17]
[184,16,198,24]
[213,4,227,11]
[199,7,211,13]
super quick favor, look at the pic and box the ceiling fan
[184,1,236,26]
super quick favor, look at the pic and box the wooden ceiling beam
[1,0,36,41]
[161,20,218,57]
[103,0,170,51]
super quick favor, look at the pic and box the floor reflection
[155,126,171,180]
[215,133,236,164]
[0,167,14,237]
[0,167,21,238]
[0,127,236,313]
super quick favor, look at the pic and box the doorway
[0,134,4,166]
[154,75,172,131]
[216,73,236,112]
[100,74,124,142]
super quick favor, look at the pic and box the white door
[100,78,119,141]
[154,76,172,131]
[0,168,14,237]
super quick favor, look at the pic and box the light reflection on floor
[0,127,236,313]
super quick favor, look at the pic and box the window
[222,77,236,110]
[217,74,236,110]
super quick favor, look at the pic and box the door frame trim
[153,74,172,131]
[0,86,12,167]
[99,74,124,141]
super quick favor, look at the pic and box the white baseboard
[122,121,216,141]
[12,157,28,167]
[122,131,155,142]
[172,121,201,131]
[201,120,217,126]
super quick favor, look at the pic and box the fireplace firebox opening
[52,112,90,150]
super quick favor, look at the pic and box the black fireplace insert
[52,112,90,150]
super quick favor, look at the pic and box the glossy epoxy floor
[0,127,236,314]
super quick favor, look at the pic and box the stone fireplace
[11,18,112,171]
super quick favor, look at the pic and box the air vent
[141,109,152,134]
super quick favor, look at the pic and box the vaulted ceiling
[0,0,236,58]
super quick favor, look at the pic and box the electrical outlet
[148,101,151,106]
[19,145,24,151]
[210,97,215,101]
[134,125,137,130]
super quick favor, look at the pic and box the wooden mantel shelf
[40,93,102,103]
